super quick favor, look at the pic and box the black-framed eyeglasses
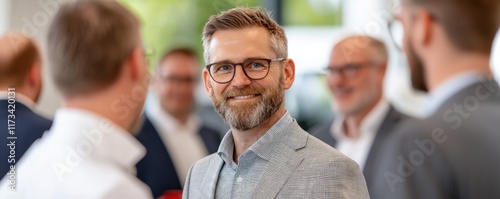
[206,58,285,84]
[325,61,375,79]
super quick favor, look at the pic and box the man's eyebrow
[211,56,269,64]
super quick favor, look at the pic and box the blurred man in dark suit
[310,35,410,196]
[136,48,221,198]
[0,33,52,180]
[370,0,500,198]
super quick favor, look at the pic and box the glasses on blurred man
[326,61,376,79]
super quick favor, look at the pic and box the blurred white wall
[0,0,9,34]
[492,29,500,80]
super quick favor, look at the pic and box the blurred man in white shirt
[0,1,152,198]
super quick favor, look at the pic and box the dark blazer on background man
[310,106,410,196]
[0,100,52,179]
[135,116,222,198]
[369,80,500,199]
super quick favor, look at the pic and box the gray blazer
[369,80,500,199]
[310,106,409,197]
[182,118,369,199]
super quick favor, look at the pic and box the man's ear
[416,9,434,47]
[202,69,213,97]
[282,58,295,90]
[129,47,145,81]
[27,61,41,88]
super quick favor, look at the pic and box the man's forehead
[331,39,373,63]
[208,27,274,62]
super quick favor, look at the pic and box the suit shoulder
[191,153,220,170]
[303,135,358,166]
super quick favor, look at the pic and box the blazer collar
[250,118,308,198]
[201,112,309,198]
[199,155,224,199]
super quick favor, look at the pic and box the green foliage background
[118,0,261,70]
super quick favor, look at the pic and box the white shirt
[145,98,208,186]
[0,108,153,199]
[424,71,485,117]
[331,99,390,169]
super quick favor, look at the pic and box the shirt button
[236,177,243,183]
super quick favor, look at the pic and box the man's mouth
[227,94,261,100]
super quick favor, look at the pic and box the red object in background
[161,190,182,199]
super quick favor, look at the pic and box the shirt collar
[49,108,146,173]
[424,71,486,117]
[0,91,35,108]
[217,111,293,164]
[145,94,200,135]
[332,98,390,140]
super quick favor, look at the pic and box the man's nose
[231,65,252,86]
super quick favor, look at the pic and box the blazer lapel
[200,156,224,199]
[250,145,304,199]
[363,106,404,182]
[250,123,308,199]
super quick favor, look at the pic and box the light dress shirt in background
[145,99,207,186]
[331,99,390,169]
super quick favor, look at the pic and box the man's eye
[247,61,266,69]
[344,65,358,71]
[215,64,232,72]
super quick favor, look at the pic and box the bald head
[0,33,41,87]
[333,36,388,64]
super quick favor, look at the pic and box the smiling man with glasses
[182,7,369,199]
[310,35,411,197]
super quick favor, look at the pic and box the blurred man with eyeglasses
[182,7,369,199]
[310,35,410,197]
[370,0,500,198]
[135,48,222,198]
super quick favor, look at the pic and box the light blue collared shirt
[424,71,486,117]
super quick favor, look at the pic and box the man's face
[327,44,384,116]
[203,27,288,131]
[399,4,428,92]
[155,53,198,117]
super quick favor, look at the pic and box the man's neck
[426,52,492,92]
[342,96,382,139]
[64,91,137,134]
[168,110,191,126]
[231,107,286,164]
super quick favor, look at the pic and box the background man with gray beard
[182,7,369,199]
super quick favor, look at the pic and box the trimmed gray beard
[212,76,284,131]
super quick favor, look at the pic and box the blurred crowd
[0,0,499,199]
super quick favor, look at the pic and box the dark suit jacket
[0,100,52,179]
[135,116,222,198]
[309,105,409,196]
[370,80,500,199]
